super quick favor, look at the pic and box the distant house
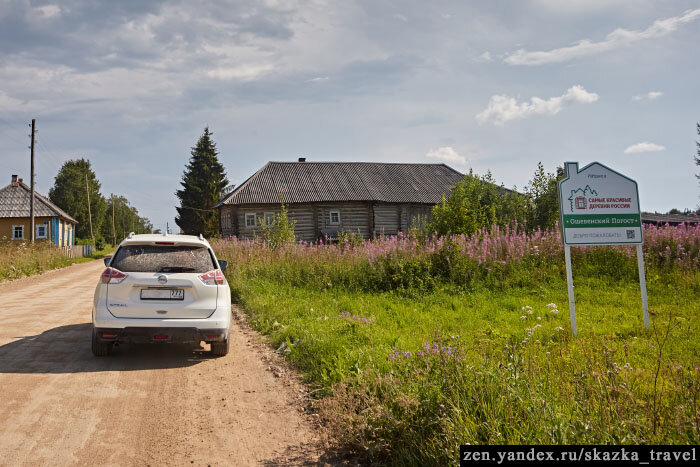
[0,175,77,246]
[641,212,700,226]
[215,160,464,241]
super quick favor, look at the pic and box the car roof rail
[127,232,135,239]
[198,233,204,241]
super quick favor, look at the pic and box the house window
[245,213,257,227]
[329,210,341,225]
[12,225,24,240]
[575,197,586,210]
[264,212,275,226]
[36,224,47,239]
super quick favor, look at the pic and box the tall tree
[525,162,563,231]
[175,128,229,237]
[430,170,528,236]
[49,158,106,240]
[100,195,154,244]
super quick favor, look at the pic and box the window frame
[329,210,341,225]
[12,225,24,240]
[264,212,275,226]
[36,224,47,239]
[245,213,257,228]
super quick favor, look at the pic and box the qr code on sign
[626,230,635,239]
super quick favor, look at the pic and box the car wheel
[91,328,113,357]
[210,337,229,357]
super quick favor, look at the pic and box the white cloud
[426,146,466,164]
[475,51,492,62]
[476,85,598,125]
[206,64,274,81]
[633,91,664,101]
[624,142,665,153]
[33,4,61,19]
[308,76,329,82]
[504,9,700,65]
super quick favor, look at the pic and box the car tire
[210,337,229,357]
[91,328,113,357]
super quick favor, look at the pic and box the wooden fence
[61,245,93,258]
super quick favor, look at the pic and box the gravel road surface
[0,260,324,466]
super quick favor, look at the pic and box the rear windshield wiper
[158,266,197,273]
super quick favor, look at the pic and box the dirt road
[0,260,325,466]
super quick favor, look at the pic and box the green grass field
[215,230,700,465]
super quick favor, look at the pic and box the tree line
[48,158,153,248]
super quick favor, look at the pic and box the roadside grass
[214,226,700,464]
[0,242,114,281]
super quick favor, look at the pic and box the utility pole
[29,119,36,243]
[111,193,116,246]
[85,173,95,245]
[166,221,169,234]
[121,201,126,240]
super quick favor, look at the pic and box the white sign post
[558,162,649,335]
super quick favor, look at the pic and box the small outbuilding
[215,160,464,241]
[0,175,78,246]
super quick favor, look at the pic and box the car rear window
[110,245,216,273]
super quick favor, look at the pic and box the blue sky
[1,0,698,232]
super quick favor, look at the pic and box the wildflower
[520,315,527,320]
[549,308,559,314]
[536,316,541,321]
[554,327,564,332]
[546,303,557,308]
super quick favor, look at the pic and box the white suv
[92,233,231,357]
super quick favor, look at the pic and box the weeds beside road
[213,223,700,465]
[0,241,114,282]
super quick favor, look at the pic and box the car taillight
[100,267,127,284]
[198,269,225,286]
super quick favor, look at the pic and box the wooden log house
[215,160,464,241]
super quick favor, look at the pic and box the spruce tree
[175,128,229,237]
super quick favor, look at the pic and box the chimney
[298,157,306,162]
[11,175,18,187]
[18,178,23,184]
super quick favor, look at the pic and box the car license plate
[140,289,184,300]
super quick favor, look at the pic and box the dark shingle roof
[215,162,465,207]
[641,213,700,225]
[0,181,78,222]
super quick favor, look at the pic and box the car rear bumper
[94,327,228,344]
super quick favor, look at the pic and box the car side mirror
[218,260,228,271]
[103,256,112,267]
